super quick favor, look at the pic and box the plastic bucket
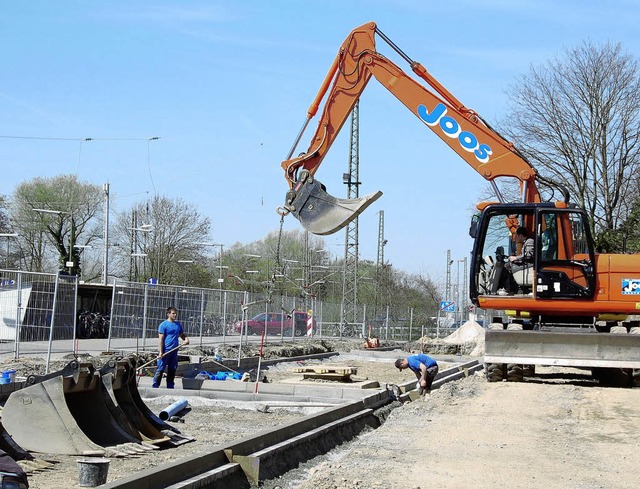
[2,370,16,383]
[77,458,110,487]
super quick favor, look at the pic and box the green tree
[11,175,103,275]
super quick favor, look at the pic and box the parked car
[234,311,316,336]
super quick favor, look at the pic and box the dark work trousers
[153,351,179,388]
[425,364,439,391]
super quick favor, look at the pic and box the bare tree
[502,41,640,242]
[111,196,212,285]
[10,175,103,275]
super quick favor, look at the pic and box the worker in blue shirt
[152,306,190,388]
[395,353,439,395]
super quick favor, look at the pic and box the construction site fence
[107,280,488,348]
[0,269,78,365]
[0,273,493,369]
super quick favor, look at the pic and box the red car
[234,311,316,336]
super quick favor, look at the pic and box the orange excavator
[278,22,640,383]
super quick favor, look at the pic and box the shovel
[135,345,184,385]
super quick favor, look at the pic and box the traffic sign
[439,301,456,312]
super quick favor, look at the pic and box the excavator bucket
[99,357,181,441]
[3,361,110,456]
[286,173,382,235]
[2,356,192,456]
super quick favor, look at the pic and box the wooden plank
[291,366,357,375]
[302,373,353,381]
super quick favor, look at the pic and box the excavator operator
[503,226,534,294]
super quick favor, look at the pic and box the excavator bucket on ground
[2,356,193,457]
[99,357,192,446]
[285,171,382,235]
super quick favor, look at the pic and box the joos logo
[622,279,640,295]
[417,103,492,163]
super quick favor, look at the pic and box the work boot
[166,369,176,389]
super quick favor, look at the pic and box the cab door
[535,209,596,299]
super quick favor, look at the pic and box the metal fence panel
[109,280,251,352]
[106,279,452,353]
[0,270,77,358]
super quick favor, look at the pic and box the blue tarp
[196,370,242,381]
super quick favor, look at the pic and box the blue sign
[147,278,158,285]
[439,301,456,312]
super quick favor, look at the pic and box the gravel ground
[263,365,640,489]
[1,338,412,489]
[4,330,639,489]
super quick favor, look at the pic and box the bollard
[159,398,189,421]
[77,458,110,487]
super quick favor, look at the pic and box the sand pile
[443,320,485,344]
[443,320,486,356]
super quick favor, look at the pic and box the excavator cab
[470,202,597,307]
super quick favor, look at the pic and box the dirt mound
[199,338,378,362]
[407,321,486,356]
[443,320,485,344]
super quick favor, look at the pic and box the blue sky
[2,1,639,287]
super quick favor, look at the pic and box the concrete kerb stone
[100,360,481,489]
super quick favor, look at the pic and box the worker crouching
[395,354,438,395]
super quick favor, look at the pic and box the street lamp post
[214,244,225,290]
[102,182,110,285]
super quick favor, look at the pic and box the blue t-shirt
[407,354,437,374]
[158,319,184,352]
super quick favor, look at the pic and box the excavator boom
[280,21,540,234]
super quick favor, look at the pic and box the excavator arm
[280,21,541,235]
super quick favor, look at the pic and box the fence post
[72,276,79,355]
[385,305,389,340]
[45,273,61,374]
[408,307,413,342]
[14,271,23,359]
[142,283,149,351]
[222,290,228,342]
[361,303,367,338]
[199,289,205,348]
[107,279,117,351]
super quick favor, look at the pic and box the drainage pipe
[159,398,189,421]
